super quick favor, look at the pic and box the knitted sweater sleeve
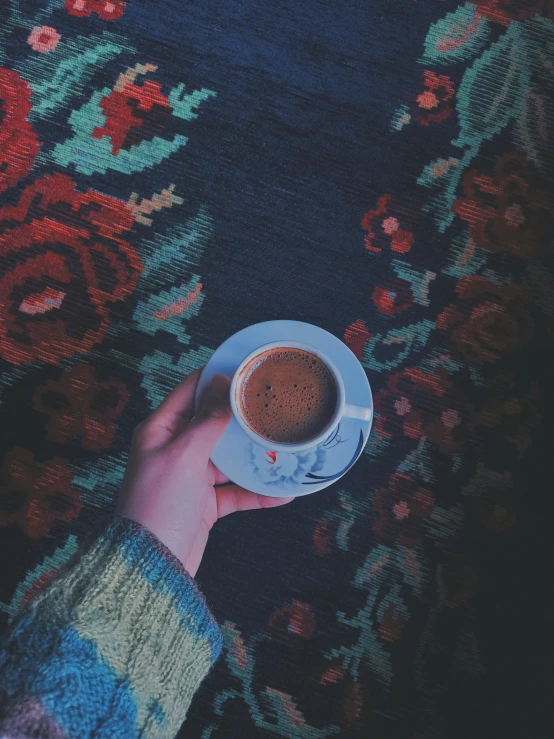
[0,516,222,739]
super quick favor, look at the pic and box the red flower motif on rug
[0,448,82,539]
[343,320,372,360]
[0,173,142,365]
[312,516,339,555]
[93,69,173,155]
[412,70,455,126]
[65,0,125,21]
[453,154,554,261]
[269,600,315,641]
[27,26,61,53]
[372,277,414,317]
[361,195,415,255]
[375,367,465,455]
[0,68,40,194]
[372,472,434,548]
[436,275,534,365]
[34,362,130,451]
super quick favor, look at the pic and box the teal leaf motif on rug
[168,83,217,120]
[72,454,128,510]
[417,157,461,189]
[52,89,188,175]
[134,276,205,337]
[454,21,531,150]
[515,87,554,175]
[138,208,211,285]
[331,544,396,686]
[517,18,554,174]
[0,536,79,620]
[397,439,435,484]
[391,259,436,306]
[139,346,214,410]
[442,232,488,279]
[15,33,131,121]
[201,624,341,739]
[425,504,464,542]
[421,21,533,231]
[361,320,435,373]
[394,546,427,596]
[132,209,212,337]
[421,3,491,67]
[521,15,554,69]
[52,85,215,175]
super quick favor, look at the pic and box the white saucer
[196,321,373,497]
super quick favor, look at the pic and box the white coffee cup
[230,341,372,453]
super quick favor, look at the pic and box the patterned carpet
[0,1,552,737]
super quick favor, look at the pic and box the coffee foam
[238,348,337,444]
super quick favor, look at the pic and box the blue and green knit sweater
[0,517,222,738]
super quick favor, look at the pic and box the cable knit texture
[0,516,222,738]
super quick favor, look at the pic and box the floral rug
[0,1,551,737]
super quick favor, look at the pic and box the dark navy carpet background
[111,0,452,632]
[117,4,468,736]
[85,0,460,338]
[107,1,441,616]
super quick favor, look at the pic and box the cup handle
[343,403,373,422]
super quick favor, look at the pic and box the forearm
[0,516,221,739]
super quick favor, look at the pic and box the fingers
[174,375,232,463]
[148,368,202,437]
[210,463,231,486]
[215,484,294,519]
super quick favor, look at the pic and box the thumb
[177,374,232,462]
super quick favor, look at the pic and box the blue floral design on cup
[248,443,327,490]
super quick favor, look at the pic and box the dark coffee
[238,348,338,443]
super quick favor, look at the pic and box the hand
[116,369,293,576]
